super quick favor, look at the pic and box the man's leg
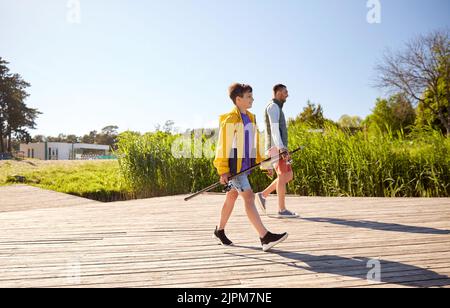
[277,170,293,212]
[218,189,239,230]
[261,177,278,198]
[260,168,294,212]
[261,148,280,198]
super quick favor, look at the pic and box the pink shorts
[275,158,292,174]
[268,148,292,175]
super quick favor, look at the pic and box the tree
[288,100,327,128]
[0,58,12,152]
[66,134,80,143]
[81,130,97,144]
[415,64,449,134]
[6,78,41,151]
[0,58,41,152]
[365,94,416,134]
[45,134,80,143]
[32,135,46,143]
[96,125,119,149]
[40,126,119,148]
[338,115,363,129]
[375,29,450,135]
[155,120,176,134]
[47,133,67,142]
[0,58,41,153]
[101,125,118,136]
[162,120,175,133]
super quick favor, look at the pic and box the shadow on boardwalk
[229,247,450,287]
[301,217,450,235]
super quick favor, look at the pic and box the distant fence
[75,154,117,160]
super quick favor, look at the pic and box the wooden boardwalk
[0,185,449,288]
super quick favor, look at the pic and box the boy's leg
[240,189,268,238]
[218,189,239,230]
[241,189,289,252]
[233,174,289,251]
[214,189,239,246]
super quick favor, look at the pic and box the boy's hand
[220,173,230,185]
[265,169,274,177]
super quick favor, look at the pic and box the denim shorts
[229,172,252,192]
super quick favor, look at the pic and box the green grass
[0,159,129,202]
[116,131,217,199]
[117,126,450,198]
[284,123,450,197]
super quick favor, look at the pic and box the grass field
[0,159,129,202]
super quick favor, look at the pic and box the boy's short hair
[229,83,253,104]
[273,84,287,94]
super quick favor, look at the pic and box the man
[256,84,298,218]
[213,83,288,252]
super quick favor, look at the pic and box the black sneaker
[213,227,234,246]
[260,232,288,252]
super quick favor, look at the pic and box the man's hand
[280,149,291,162]
[265,169,274,177]
[220,173,230,185]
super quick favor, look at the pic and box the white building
[19,142,111,160]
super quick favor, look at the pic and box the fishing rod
[184,146,305,202]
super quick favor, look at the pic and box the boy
[213,83,288,252]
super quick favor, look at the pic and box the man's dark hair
[229,83,253,104]
[273,84,287,95]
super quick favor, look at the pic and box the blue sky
[1,0,449,136]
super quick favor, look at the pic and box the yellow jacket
[213,106,264,176]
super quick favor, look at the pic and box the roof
[20,143,110,150]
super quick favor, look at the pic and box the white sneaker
[260,232,288,252]
[277,209,299,218]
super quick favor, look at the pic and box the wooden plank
[0,185,449,288]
